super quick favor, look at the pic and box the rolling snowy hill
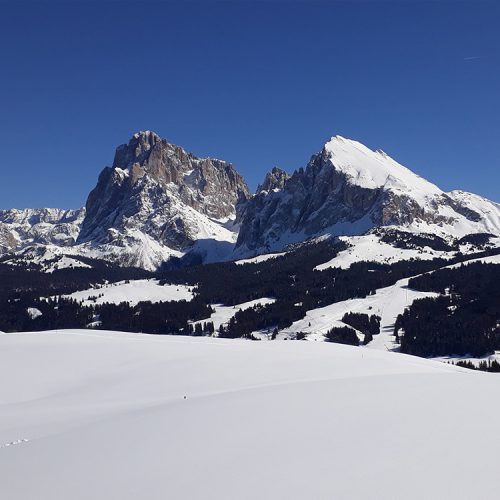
[1,330,500,500]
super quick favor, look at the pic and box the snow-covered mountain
[75,131,250,269]
[235,136,500,256]
[1,132,499,270]
[0,208,85,254]
[1,131,250,271]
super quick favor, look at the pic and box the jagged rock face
[77,131,250,267]
[236,136,500,254]
[2,132,499,270]
[111,131,250,218]
[0,208,85,253]
[257,167,290,194]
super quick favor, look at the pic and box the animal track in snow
[1,439,29,449]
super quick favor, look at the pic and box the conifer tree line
[0,238,498,356]
[396,263,500,358]
[452,359,500,373]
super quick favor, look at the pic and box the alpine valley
[1,131,499,364]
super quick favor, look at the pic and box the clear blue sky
[1,0,499,209]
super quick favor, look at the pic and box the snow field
[61,279,194,306]
[234,252,286,265]
[315,234,451,271]
[1,330,500,499]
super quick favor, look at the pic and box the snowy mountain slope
[445,252,500,268]
[0,132,248,271]
[315,233,451,271]
[448,190,500,235]
[1,133,498,271]
[234,251,287,265]
[1,244,95,272]
[324,135,442,195]
[235,136,500,257]
[1,331,500,500]
[60,279,194,307]
[76,131,249,270]
[0,208,84,254]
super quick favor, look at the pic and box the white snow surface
[234,252,286,265]
[5,245,92,272]
[286,253,500,345]
[280,276,439,347]
[1,330,500,499]
[62,280,194,306]
[315,233,451,270]
[191,298,276,330]
[326,136,443,201]
[26,308,42,320]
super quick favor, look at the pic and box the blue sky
[1,0,499,209]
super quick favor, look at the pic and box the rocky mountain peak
[235,135,500,255]
[76,131,251,269]
[113,130,161,170]
[257,167,290,194]
[1,132,498,270]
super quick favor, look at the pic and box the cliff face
[75,131,250,268]
[1,133,499,270]
[256,167,290,194]
[235,136,500,255]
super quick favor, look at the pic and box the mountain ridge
[235,135,500,256]
[1,131,499,270]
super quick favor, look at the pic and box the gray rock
[77,131,250,266]
[235,137,500,254]
[257,167,290,194]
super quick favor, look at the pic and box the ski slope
[1,330,500,500]
[190,297,276,330]
[280,277,439,347]
[292,253,500,346]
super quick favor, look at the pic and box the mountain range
[1,130,499,270]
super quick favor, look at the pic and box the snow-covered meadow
[279,276,439,347]
[61,279,194,306]
[190,297,276,330]
[1,330,500,499]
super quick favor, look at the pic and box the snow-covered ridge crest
[325,135,442,198]
[235,134,500,256]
